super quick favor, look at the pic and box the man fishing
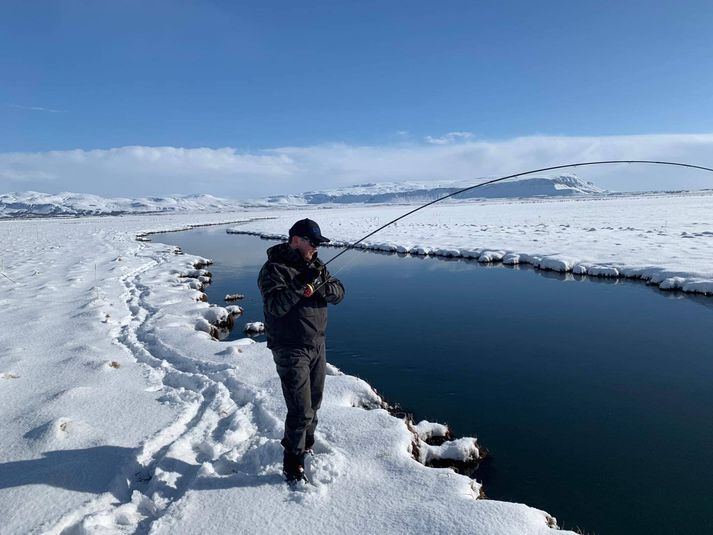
[257,218,345,483]
[254,161,711,485]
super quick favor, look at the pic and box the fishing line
[313,159,713,290]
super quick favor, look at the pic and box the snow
[411,421,479,465]
[0,211,570,534]
[420,437,480,464]
[0,191,245,218]
[0,175,603,219]
[414,420,451,441]
[4,188,712,533]
[228,190,713,296]
[244,321,265,334]
[255,174,605,206]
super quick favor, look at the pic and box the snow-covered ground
[2,190,711,533]
[0,211,568,534]
[230,191,713,295]
[0,192,245,218]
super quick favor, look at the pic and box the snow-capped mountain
[0,192,244,218]
[256,174,606,206]
[1,175,606,218]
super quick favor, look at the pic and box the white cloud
[424,131,474,145]
[0,169,55,181]
[6,103,66,113]
[1,134,713,198]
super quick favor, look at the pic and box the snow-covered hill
[0,191,244,218]
[257,174,606,206]
[1,175,604,218]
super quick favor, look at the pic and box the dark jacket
[257,243,345,349]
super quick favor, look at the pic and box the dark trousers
[272,343,326,458]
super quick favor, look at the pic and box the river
[161,224,713,535]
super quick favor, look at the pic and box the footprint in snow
[24,417,74,441]
[305,443,346,488]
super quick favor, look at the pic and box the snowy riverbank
[228,191,713,295]
[0,212,569,534]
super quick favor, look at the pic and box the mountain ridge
[1,175,608,218]
[254,173,605,206]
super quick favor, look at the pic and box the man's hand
[296,266,322,286]
[296,266,324,297]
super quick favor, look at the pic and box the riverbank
[0,212,569,534]
[165,223,713,535]
[227,191,713,296]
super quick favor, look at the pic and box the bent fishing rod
[309,159,713,292]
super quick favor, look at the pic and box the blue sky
[2,1,713,196]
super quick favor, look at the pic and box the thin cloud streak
[424,131,474,145]
[6,103,66,113]
[1,134,713,198]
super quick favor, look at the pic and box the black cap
[288,218,330,245]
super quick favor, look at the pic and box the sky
[2,0,713,198]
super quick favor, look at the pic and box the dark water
[160,225,713,535]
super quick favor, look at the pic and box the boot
[305,434,315,456]
[282,450,305,482]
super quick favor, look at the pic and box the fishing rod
[309,159,713,292]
